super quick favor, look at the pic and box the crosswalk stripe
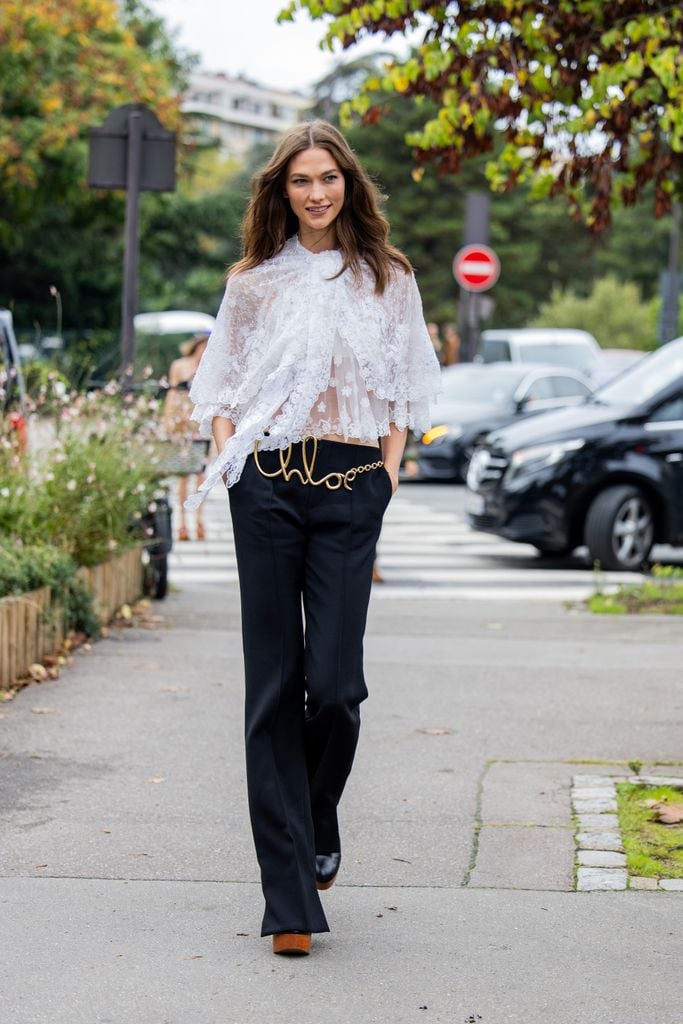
[168,483,648,601]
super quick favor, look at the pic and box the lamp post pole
[120,110,143,383]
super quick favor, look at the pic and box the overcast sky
[148,0,409,93]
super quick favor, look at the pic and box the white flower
[341,385,352,398]
[108,538,118,550]
[66,480,77,492]
[317,401,327,413]
[0,487,9,498]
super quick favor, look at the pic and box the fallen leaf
[101,828,111,834]
[0,689,16,702]
[236,932,249,937]
[35,864,48,868]
[653,803,683,825]
[182,954,203,960]
[29,663,48,682]
[46,667,60,680]
[100,626,109,637]
[392,857,412,864]
[385,905,398,911]
[417,727,453,736]
[30,707,59,715]
[146,775,165,784]
[119,604,133,620]
[43,655,58,667]
[376,913,383,918]
[129,851,149,857]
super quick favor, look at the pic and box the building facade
[182,70,311,159]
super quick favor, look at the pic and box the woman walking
[185,120,441,955]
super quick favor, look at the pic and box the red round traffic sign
[453,244,500,292]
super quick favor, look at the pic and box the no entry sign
[453,244,500,292]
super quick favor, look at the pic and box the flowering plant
[0,377,170,567]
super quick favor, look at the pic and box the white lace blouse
[184,235,442,508]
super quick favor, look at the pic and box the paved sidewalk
[1,547,682,1022]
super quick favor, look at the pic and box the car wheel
[584,485,654,571]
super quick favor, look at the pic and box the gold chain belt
[253,436,384,491]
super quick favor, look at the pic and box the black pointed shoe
[315,852,341,891]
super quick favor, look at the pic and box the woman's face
[284,146,345,237]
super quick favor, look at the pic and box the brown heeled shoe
[372,562,384,583]
[272,932,311,956]
[178,525,190,542]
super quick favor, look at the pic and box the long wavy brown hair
[230,120,411,294]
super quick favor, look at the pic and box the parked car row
[419,362,594,482]
[463,337,683,571]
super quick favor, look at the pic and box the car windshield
[440,367,522,407]
[597,339,683,405]
[517,344,596,373]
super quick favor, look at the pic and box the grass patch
[616,784,683,879]
[588,564,683,615]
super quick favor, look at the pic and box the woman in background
[164,332,208,541]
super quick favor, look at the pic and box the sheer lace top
[185,235,442,508]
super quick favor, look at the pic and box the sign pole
[120,110,143,383]
[453,242,500,362]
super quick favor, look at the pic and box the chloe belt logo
[253,435,384,491]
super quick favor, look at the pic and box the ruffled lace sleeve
[383,269,442,433]
[188,274,252,438]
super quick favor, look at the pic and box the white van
[479,328,600,378]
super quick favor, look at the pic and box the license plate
[465,491,485,516]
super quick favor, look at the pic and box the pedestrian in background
[427,320,444,364]
[442,322,461,365]
[163,332,209,541]
[185,120,441,956]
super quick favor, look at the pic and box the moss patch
[589,565,683,615]
[617,784,683,879]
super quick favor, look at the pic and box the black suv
[466,337,683,571]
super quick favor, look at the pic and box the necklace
[297,225,337,253]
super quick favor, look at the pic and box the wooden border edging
[0,546,144,690]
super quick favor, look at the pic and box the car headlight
[505,438,585,485]
[421,424,463,446]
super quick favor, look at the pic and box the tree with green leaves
[281,0,683,231]
[531,276,656,349]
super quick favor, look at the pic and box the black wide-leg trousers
[228,440,391,936]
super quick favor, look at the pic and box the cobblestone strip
[571,774,683,892]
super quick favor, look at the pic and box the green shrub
[0,544,99,637]
[0,385,164,567]
[530,276,655,350]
